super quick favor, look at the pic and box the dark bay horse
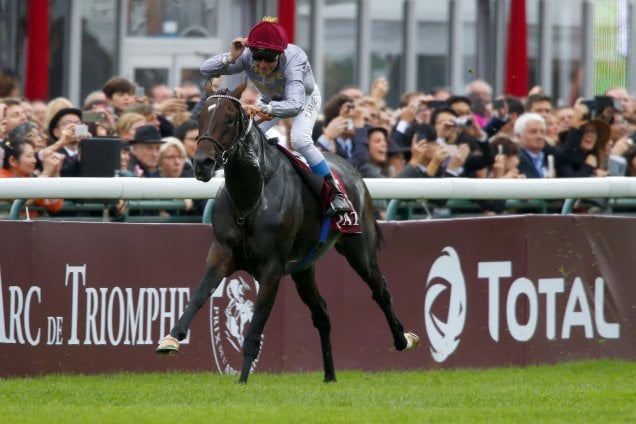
[156,82,419,383]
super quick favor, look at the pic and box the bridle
[196,93,253,165]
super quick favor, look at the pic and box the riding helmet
[246,16,288,52]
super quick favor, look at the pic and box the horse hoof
[403,332,421,351]
[156,335,180,355]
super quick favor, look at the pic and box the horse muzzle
[193,156,216,182]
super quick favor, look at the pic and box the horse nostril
[203,158,215,168]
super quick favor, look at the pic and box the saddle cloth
[273,144,361,235]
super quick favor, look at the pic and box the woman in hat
[200,17,350,216]
[557,118,611,178]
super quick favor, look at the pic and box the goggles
[252,51,280,63]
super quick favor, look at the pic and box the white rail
[0,177,636,200]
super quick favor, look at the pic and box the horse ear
[204,78,217,96]
[232,80,248,99]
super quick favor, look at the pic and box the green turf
[1,360,634,423]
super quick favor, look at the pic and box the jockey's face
[252,50,280,76]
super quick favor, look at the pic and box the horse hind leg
[337,234,420,352]
[291,266,336,383]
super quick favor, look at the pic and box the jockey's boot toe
[327,193,351,216]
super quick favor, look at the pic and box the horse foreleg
[156,243,233,355]
[239,278,280,384]
[291,267,336,383]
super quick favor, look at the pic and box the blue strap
[292,216,332,273]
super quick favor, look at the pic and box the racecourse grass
[0,360,634,423]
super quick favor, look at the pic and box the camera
[82,111,106,123]
[346,119,354,131]
[493,98,505,110]
[74,124,89,137]
[453,117,472,128]
[582,96,623,119]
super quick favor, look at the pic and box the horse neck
[224,130,266,211]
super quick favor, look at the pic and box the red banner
[0,216,634,377]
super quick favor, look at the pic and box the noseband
[197,94,253,165]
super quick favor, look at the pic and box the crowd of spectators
[2,65,636,219]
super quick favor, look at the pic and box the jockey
[200,16,351,216]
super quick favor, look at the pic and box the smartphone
[427,100,446,111]
[82,111,106,123]
[74,124,89,137]
[497,144,504,155]
[493,99,505,110]
[135,86,145,97]
[445,144,458,156]
[186,100,198,111]
[233,41,244,50]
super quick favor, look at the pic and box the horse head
[194,80,249,182]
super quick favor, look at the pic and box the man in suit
[514,112,560,178]
[47,108,87,177]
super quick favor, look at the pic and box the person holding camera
[315,94,368,166]
[431,103,493,178]
[47,108,91,177]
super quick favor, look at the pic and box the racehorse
[156,81,420,383]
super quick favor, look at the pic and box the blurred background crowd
[1,67,636,219]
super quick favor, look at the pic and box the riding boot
[323,172,351,216]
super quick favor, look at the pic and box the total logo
[423,247,621,363]
[209,273,262,374]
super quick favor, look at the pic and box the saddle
[272,143,360,235]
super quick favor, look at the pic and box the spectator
[544,111,560,146]
[128,125,165,177]
[557,119,610,178]
[315,94,367,166]
[369,77,390,110]
[489,134,523,179]
[605,86,632,118]
[159,137,193,178]
[525,93,553,123]
[47,108,88,177]
[514,112,560,178]
[43,97,73,132]
[157,137,199,216]
[102,76,136,117]
[339,85,364,102]
[431,106,492,177]
[8,122,48,171]
[30,100,47,128]
[356,127,391,178]
[149,83,173,104]
[174,119,199,167]
[398,123,449,178]
[1,98,28,140]
[390,90,430,147]
[555,106,575,134]
[623,144,636,176]
[0,139,64,217]
[0,68,19,98]
[465,79,493,127]
[482,95,522,139]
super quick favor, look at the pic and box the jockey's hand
[244,104,273,122]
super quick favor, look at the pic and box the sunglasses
[252,52,279,63]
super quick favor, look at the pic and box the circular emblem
[209,272,263,374]
[424,247,467,362]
